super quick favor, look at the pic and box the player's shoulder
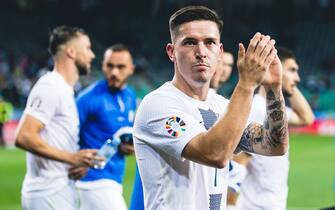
[34,71,58,87]
[77,80,104,100]
[30,72,62,96]
[140,82,180,107]
[123,85,137,98]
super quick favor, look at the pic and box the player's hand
[118,142,134,155]
[68,166,88,180]
[70,149,98,167]
[237,32,277,90]
[261,53,282,88]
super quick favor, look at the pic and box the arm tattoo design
[237,123,261,153]
[265,89,288,149]
[237,89,288,154]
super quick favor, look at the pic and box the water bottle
[93,138,120,169]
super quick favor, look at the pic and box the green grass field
[0,134,334,210]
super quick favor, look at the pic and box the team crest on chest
[165,116,186,137]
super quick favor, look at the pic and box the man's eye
[117,65,126,69]
[184,41,196,45]
[206,40,216,45]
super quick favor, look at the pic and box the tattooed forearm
[238,122,274,153]
[237,123,261,153]
[237,88,288,155]
[265,88,288,151]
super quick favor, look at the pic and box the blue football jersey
[76,79,136,184]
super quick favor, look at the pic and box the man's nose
[109,67,120,76]
[195,43,207,59]
[295,73,301,83]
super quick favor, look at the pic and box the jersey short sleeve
[134,94,206,160]
[24,83,58,125]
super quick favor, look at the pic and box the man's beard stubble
[75,60,89,76]
[107,76,124,92]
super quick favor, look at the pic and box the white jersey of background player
[15,26,97,210]
[133,5,289,210]
[235,47,315,210]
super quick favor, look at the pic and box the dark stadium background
[0,0,334,209]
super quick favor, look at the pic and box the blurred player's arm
[237,86,289,156]
[68,166,89,180]
[288,87,315,126]
[15,114,97,167]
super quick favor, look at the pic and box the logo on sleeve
[165,116,186,137]
[30,97,42,109]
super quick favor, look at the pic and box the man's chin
[195,75,210,84]
[108,83,122,91]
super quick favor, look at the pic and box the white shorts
[22,184,79,210]
[78,184,127,210]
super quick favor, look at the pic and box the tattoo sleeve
[237,88,288,154]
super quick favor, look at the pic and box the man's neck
[53,59,78,87]
[172,75,209,101]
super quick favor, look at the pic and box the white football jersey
[236,94,292,210]
[133,82,230,210]
[20,71,79,198]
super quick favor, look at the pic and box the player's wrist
[63,152,76,166]
[265,84,281,90]
[263,84,282,94]
[236,81,257,93]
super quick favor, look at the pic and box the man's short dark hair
[277,47,296,62]
[107,43,131,53]
[48,25,87,56]
[169,6,223,40]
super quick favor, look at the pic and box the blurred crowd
[0,46,156,111]
[0,0,335,116]
[0,47,51,108]
[0,45,334,114]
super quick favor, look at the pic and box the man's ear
[166,43,175,62]
[65,46,76,59]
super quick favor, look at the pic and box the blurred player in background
[209,51,234,92]
[233,47,315,210]
[15,25,97,210]
[133,5,288,209]
[76,44,136,210]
